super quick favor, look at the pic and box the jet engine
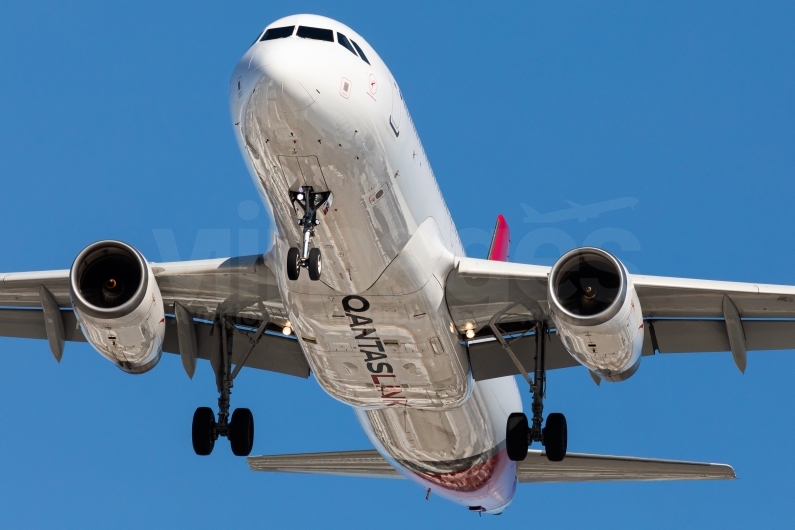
[69,240,165,374]
[548,247,643,382]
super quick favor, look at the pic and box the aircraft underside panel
[242,71,412,294]
[237,66,476,409]
[288,276,470,409]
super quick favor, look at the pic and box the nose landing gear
[287,186,331,282]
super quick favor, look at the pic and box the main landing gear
[192,316,264,457]
[287,186,331,282]
[490,319,568,462]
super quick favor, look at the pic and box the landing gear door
[278,155,329,190]
[279,156,303,191]
[389,79,402,137]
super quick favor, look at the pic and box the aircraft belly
[289,282,470,409]
[365,384,499,467]
[236,50,472,409]
[355,377,521,511]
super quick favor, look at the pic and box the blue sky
[1,1,794,528]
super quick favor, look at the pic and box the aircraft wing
[247,449,735,483]
[446,257,795,380]
[0,254,309,378]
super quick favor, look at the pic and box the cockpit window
[337,32,358,57]
[296,26,334,42]
[350,40,370,65]
[261,26,295,41]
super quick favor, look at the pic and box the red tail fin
[487,214,510,261]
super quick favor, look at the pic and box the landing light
[282,321,293,335]
[465,329,476,339]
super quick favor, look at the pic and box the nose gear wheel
[307,247,322,281]
[287,247,301,281]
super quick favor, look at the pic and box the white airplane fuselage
[230,14,520,513]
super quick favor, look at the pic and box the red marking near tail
[487,214,510,262]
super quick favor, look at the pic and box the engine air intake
[549,248,627,326]
[553,249,622,318]
[69,240,164,374]
[548,247,643,382]
[74,243,145,312]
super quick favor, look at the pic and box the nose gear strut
[287,186,331,282]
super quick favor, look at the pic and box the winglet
[487,215,510,262]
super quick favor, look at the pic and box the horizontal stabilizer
[248,449,735,483]
[248,450,403,479]
[516,450,736,483]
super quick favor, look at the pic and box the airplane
[521,198,639,223]
[7,13,795,514]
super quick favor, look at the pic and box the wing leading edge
[247,449,735,483]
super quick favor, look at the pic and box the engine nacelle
[69,240,165,374]
[548,247,643,382]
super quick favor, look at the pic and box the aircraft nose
[243,44,320,114]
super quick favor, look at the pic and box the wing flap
[469,333,580,381]
[160,317,309,378]
[470,318,795,381]
[650,319,795,354]
[0,308,310,378]
[517,449,736,483]
[0,309,85,342]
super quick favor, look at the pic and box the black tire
[192,407,216,456]
[506,412,529,461]
[287,247,300,281]
[543,412,567,462]
[308,248,322,281]
[229,408,255,457]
